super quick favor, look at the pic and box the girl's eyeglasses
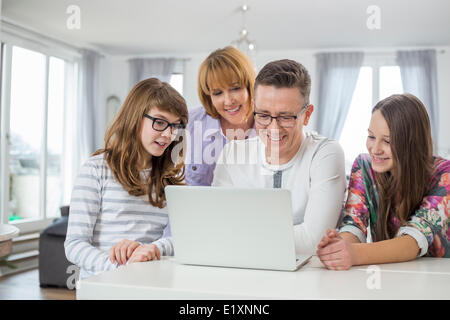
[144,113,185,132]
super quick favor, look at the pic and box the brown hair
[197,46,255,119]
[372,93,434,240]
[255,59,311,105]
[93,78,188,208]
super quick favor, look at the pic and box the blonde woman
[186,46,256,186]
[65,78,188,279]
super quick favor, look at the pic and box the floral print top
[340,153,450,257]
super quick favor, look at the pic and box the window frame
[339,51,403,174]
[169,72,184,96]
[362,52,400,105]
[0,23,81,233]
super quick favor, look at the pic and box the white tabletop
[77,256,450,300]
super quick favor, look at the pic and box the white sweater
[212,132,347,254]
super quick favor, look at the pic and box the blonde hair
[93,78,188,208]
[197,46,255,119]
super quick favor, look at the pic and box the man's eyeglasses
[144,113,185,133]
[253,104,309,128]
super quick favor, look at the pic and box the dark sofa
[39,206,77,288]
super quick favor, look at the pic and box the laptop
[164,186,311,271]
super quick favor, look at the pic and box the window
[379,66,403,100]
[170,73,183,95]
[8,46,47,221]
[170,59,184,95]
[339,57,403,174]
[1,41,78,230]
[46,57,66,219]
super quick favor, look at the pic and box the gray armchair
[39,206,74,288]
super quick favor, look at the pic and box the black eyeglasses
[253,104,309,128]
[144,114,185,133]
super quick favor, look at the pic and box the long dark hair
[372,93,434,240]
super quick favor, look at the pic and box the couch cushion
[60,206,70,217]
[42,217,68,237]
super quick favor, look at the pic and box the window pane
[9,46,46,221]
[170,74,183,95]
[379,66,403,100]
[339,67,373,175]
[46,57,65,218]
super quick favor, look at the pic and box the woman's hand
[109,239,141,265]
[316,228,357,270]
[128,244,161,264]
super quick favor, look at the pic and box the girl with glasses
[65,78,188,279]
[317,93,450,269]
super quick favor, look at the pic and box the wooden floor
[0,268,76,300]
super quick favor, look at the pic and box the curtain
[315,52,364,140]
[397,49,439,143]
[128,58,176,89]
[78,48,102,162]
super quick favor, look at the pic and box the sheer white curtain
[78,48,102,163]
[315,52,364,140]
[128,58,176,88]
[397,49,439,143]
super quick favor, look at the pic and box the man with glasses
[212,59,346,255]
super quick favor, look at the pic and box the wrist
[351,243,365,266]
[151,242,163,256]
[340,231,361,243]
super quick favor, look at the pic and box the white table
[77,256,450,300]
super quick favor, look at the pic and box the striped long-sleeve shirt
[64,154,174,279]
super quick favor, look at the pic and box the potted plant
[0,225,20,271]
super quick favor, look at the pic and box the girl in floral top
[317,93,449,270]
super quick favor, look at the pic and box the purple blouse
[185,106,256,186]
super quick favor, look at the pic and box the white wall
[101,56,131,107]
[181,53,207,110]
[95,56,131,151]
[100,49,318,128]
[436,47,450,156]
[100,47,450,154]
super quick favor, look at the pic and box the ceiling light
[231,4,257,57]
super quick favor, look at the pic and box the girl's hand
[317,228,341,249]
[316,228,356,270]
[128,244,161,264]
[109,239,141,265]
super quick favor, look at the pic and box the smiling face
[366,109,395,173]
[209,79,251,128]
[254,85,313,165]
[140,107,181,159]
